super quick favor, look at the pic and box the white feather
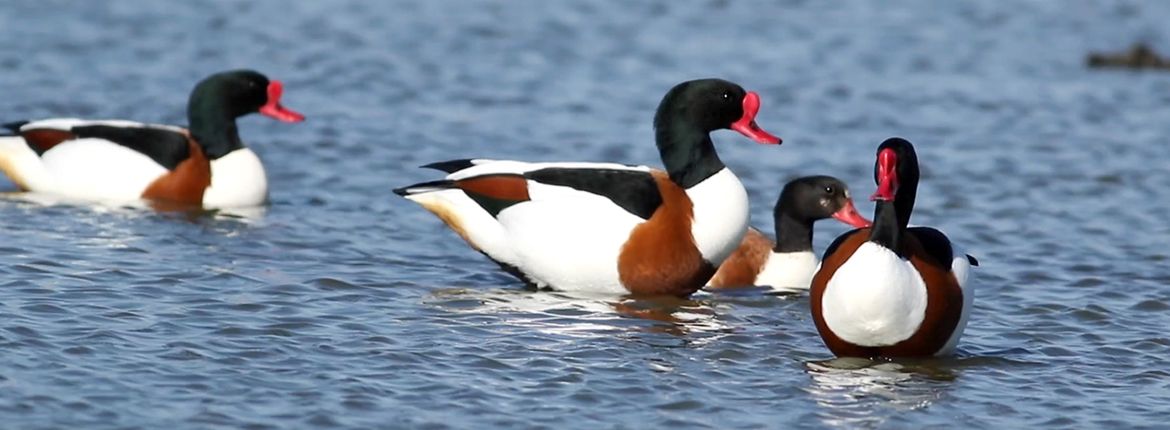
[205,148,268,208]
[1,119,173,202]
[495,180,644,293]
[0,136,54,191]
[36,139,167,201]
[404,188,520,267]
[936,244,975,355]
[754,250,820,291]
[405,160,747,293]
[19,118,184,133]
[821,242,928,347]
[446,160,650,181]
[2,119,269,208]
[686,168,749,265]
[403,160,653,291]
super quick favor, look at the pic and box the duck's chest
[684,168,750,264]
[204,148,268,207]
[820,242,929,347]
[614,168,747,295]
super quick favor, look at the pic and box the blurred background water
[1,0,1169,428]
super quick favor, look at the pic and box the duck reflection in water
[427,286,731,338]
[804,357,958,428]
[0,191,268,223]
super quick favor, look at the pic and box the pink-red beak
[729,92,781,145]
[258,80,305,123]
[870,148,898,201]
[831,198,872,228]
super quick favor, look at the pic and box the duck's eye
[824,186,835,194]
[720,91,731,100]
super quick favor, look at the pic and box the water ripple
[2,0,1170,428]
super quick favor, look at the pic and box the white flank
[755,250,820,291]
[821,242,928,347]
[205,148,268,208]
[686,168,749,266]
[0,119,220,204]
[403,162,749,293]
[495,180,643,293]
[36,138,167,201]
[936,244,976,355]
[402,160,660,293]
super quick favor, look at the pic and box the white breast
[755,250,819,291]
[820,242,928,347]
[685,168,749,266]
[204,148,268,208]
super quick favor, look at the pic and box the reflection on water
[805,358,957,428]
[426,287,734,339]
[0,191,268,223]
[4,0,1170,427]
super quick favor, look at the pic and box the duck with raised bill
[810,137,979,358]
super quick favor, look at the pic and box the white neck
[685,168,749,266]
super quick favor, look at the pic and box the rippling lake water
[2,0,1170,428]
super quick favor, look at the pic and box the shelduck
[707,175,871,291]
[810,137,978,358]
[0,69,303,209]
[396,79,781,296]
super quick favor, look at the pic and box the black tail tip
[966,254,980,266]
[421,159,477,173]
[2,120,28,134]
[393,179,455,197]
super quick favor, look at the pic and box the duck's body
[0,70,303,208]
[811,138,977,358]
[708,227,819,290]
[708,176,871,291]
[397,79,781,296]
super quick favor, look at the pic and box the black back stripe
[392,179,455,196]
[422,159,478,173]
[907,227,955,268]
[71,125,190,170]
[393,176,527,218]
[525,167,662,220]
[2,121,28,135]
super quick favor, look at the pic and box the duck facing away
[396,79,781,297]
[707,175,872,291]
[810,138,978,358]
[0,69,304,209]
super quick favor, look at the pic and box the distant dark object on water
[1087,42,1170,70]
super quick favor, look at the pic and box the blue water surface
[2,1,1170,428]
